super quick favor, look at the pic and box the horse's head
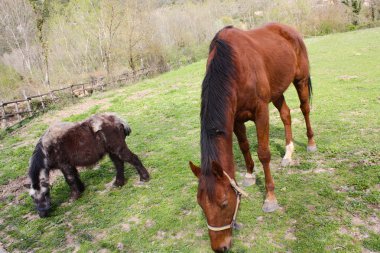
[24,181,51,218]
[190,161,241,252]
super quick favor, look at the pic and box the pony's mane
[200,28,235,200]
[29,138,46,190]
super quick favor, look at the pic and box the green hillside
[0,27,379,252]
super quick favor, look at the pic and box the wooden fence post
[82,83,86,96]
[22,90,33,117]
[38,91,45,110]
[14,102,22,122]
[49,88,54,101]
[0,101,7,128]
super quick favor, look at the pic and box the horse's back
[215,23,309,103]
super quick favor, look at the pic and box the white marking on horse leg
[281,141,294,167]
[242,172,256,186]
[244,173,254,179]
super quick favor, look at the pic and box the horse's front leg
[273,95,294,167]
[119,146,150,182]
[61,165,85,201]
[255,103,280,213]
[234,121,256,186]
[109,153,125,187]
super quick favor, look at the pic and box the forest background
[1,0,379,101]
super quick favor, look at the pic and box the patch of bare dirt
[195,229,204,237]
[0,176,29,203]
[128,89,153,101]
[0,242,8,253]
[156,230,166,240]
[145,219,155,228]
[41,97,112,125]
[338,226,369,240]
[0,169,66,207]
[337,75,359,81]
[121,223,131,232]
[285,227,297,240]
[65,233,80,253]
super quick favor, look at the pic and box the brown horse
[25,113,150,217]
[189,23,316,252]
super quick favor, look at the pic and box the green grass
[1,27,379,252]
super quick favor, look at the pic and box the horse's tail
[29,139,46,189]
[308,76,313,103]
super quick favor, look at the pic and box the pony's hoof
[113,180,125,187]
[242,177,256,187]
[140,175,150,182]
[307,145,317,153]
[281,158,292,167]
[69,193,81,202]
[262,199,280,213]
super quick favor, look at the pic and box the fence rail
[1,67,156,130]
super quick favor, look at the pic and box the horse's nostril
[223,246,228,252]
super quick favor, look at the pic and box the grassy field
[0,27,379,253]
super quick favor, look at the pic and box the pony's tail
[308,76,313,103]
[29,139,46,189]
[124,124,131,136]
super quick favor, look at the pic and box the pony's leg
[234,122,256,186]
[295,77,317,152]
[61,165,85,201]
[109,153,125,187]
[119,147,150,182]
[255,103,279,213]
[273,95,294,166]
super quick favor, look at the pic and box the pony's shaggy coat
[27,113,150,217]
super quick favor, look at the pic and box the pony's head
[25,139,51,218]
[189,161,239,252]
[24,179,51,218]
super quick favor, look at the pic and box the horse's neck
[216,132,235,177]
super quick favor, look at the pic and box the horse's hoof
[281,158,292,167]
[307,145,317,153]
[262,199,280,213]
[242,177,256,187]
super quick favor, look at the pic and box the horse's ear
[211,161,224,179]
[189,161,201,178]
[23,183,31,189]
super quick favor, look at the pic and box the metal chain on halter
[206,171,249,232]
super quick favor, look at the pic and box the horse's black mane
[29,138,46,190]
[200,27,235,199]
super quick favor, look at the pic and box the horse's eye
[221,200,228,208]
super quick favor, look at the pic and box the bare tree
[0,0,37,79]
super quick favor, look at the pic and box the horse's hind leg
[234,121,256,186]
[61,165,85,201]
[109,153,125,187]
[273,95,294,166]
[294,77,317,152]
[119,146,150,182]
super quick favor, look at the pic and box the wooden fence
[0,68,155,129]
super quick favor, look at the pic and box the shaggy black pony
[24,113,150,217]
